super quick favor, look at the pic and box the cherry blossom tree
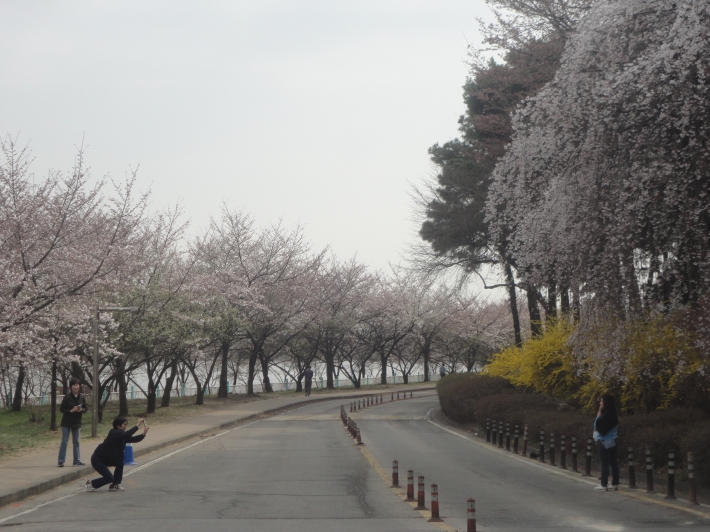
[486,0,710,368]
[0,136,148,411]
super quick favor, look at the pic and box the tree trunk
[572,287,581,322]
[296,375,303,392]
[380,350,388,384]
[50,360,58,431]
[423,344,431,382]
[403,373,409,384]
[195,385,205,405]
[99,381,111,423]
[247,351,258,396]
[161,362,177,407]
[621,250,642,315]
[261,356,273,393]
[560,285,570,315]
[71,361,84,382]
[325,351,335,389]
[548,282,558,320]
[527,287,542,337]
[117,365,129,417]
[218,342,230,398]
[505,262,522,346]
[146,375,156,414]
[12,365,25,411]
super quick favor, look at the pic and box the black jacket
[92,426,146,467]
[59,392,88,428]
[595,408,619,436]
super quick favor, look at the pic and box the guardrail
[7,372,441,407]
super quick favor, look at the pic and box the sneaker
[594,485,608,491]
[73,461,85,466]
[109,484,125,491]
[58,463,64,467]
[85,480,95,492]
[610,485,619,491]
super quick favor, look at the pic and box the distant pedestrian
[593,394,619,491]
[58,378,88,467]
[304,366,314,397]
[439,365,446,378]
[85,417,149,492]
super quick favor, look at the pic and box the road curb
[0,386,436,509]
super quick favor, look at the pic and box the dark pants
[305,379,312,395]
[90,454,124,489]
[597,441,619,487]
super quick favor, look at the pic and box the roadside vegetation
[438,374,710,487]
[422,0,710,490]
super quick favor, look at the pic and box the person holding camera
[85,416,149,492]
[58,378,88,467]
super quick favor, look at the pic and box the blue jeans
[597,440,619,487]
[58,426,81,465]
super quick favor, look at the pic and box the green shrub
[437,373,710,486]
[436,373,514,424]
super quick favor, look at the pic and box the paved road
[0,395,708,531]
[356,395,709,531]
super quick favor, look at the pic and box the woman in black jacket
[594,394,620,491]
[85,417,149,492]
[57,378,88,467]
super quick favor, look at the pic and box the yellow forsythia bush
[595,316,701,412]
[486,314,708,413]
[485,318,583,403]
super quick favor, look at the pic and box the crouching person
[86,417,149,492]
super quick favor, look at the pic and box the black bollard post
[514,425,519,454]
[521,424,528,457]
[665,452,676,499]
[560,435,566,469]
[584,439,592,476]
[505,422,511,451]
[539,430,545,463]
[627,447,636,489]
[492,419,497,446]
[498,421,504,448]
[549,432,555,466]
[645,448,654,493]
[486,418,491,442]
[571,436,578,472]
[688,452,698,505]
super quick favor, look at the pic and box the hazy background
[0,0,492,269]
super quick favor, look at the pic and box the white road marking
[0,419,262,525]
[424,407,710,521]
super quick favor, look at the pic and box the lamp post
[92,306,137,438]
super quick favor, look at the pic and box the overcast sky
[1,0,492,270]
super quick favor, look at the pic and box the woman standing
[594,394,620,491]
[57,378,88,467]
[85,417,149,492]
